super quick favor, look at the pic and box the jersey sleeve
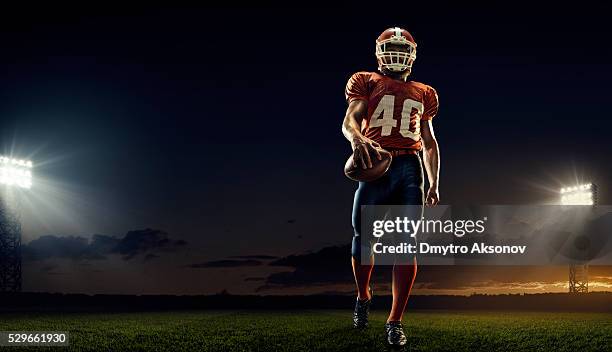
[345,72,370,103]
[422,86,439,120]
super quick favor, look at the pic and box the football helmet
[375,27,417,73]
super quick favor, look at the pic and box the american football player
[341,27,440,348]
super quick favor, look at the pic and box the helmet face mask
[375,27,417,74]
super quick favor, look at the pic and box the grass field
[1,310,611,351]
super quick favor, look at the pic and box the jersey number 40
[369,95,424,141]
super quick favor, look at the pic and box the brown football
[344,149,392,182]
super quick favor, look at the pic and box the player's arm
[342,99,381,169]
[421,120,440,206]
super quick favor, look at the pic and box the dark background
[1,3,610,294]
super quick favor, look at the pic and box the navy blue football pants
[351,153,424,261]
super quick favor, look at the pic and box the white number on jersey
[369,95,423,141]
[399,98,424,140]
[369,95,397,136]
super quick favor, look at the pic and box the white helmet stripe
[375,27,416,73]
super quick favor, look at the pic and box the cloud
[186,254,278,269]
[244,277,266,281]
[22,235,107,261]
[89,234,120,254]
[22,228,187,262]
[261,245,356,289]
[113,229,186,260]
[144,254,160,261]
[187,259,263,268]
[229,255,279,260]
[39,264,66,276]
[269,245,350,269]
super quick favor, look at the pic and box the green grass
[1,310,610,351]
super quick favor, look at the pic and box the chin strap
[378,66,411,81]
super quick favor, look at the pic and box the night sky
[1,4,611,294]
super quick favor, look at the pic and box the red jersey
[345,71,439,151]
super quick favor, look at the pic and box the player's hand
[426,187,439,206]
[351,137,382,169]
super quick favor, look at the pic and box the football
[344,148,392,182]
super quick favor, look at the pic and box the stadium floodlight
[0,155,33,189]
[560,183,596,205]
[560,182,598,294]
[1,154,32,292]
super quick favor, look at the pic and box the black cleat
[352,288,373,328]
[385,321,407,347]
